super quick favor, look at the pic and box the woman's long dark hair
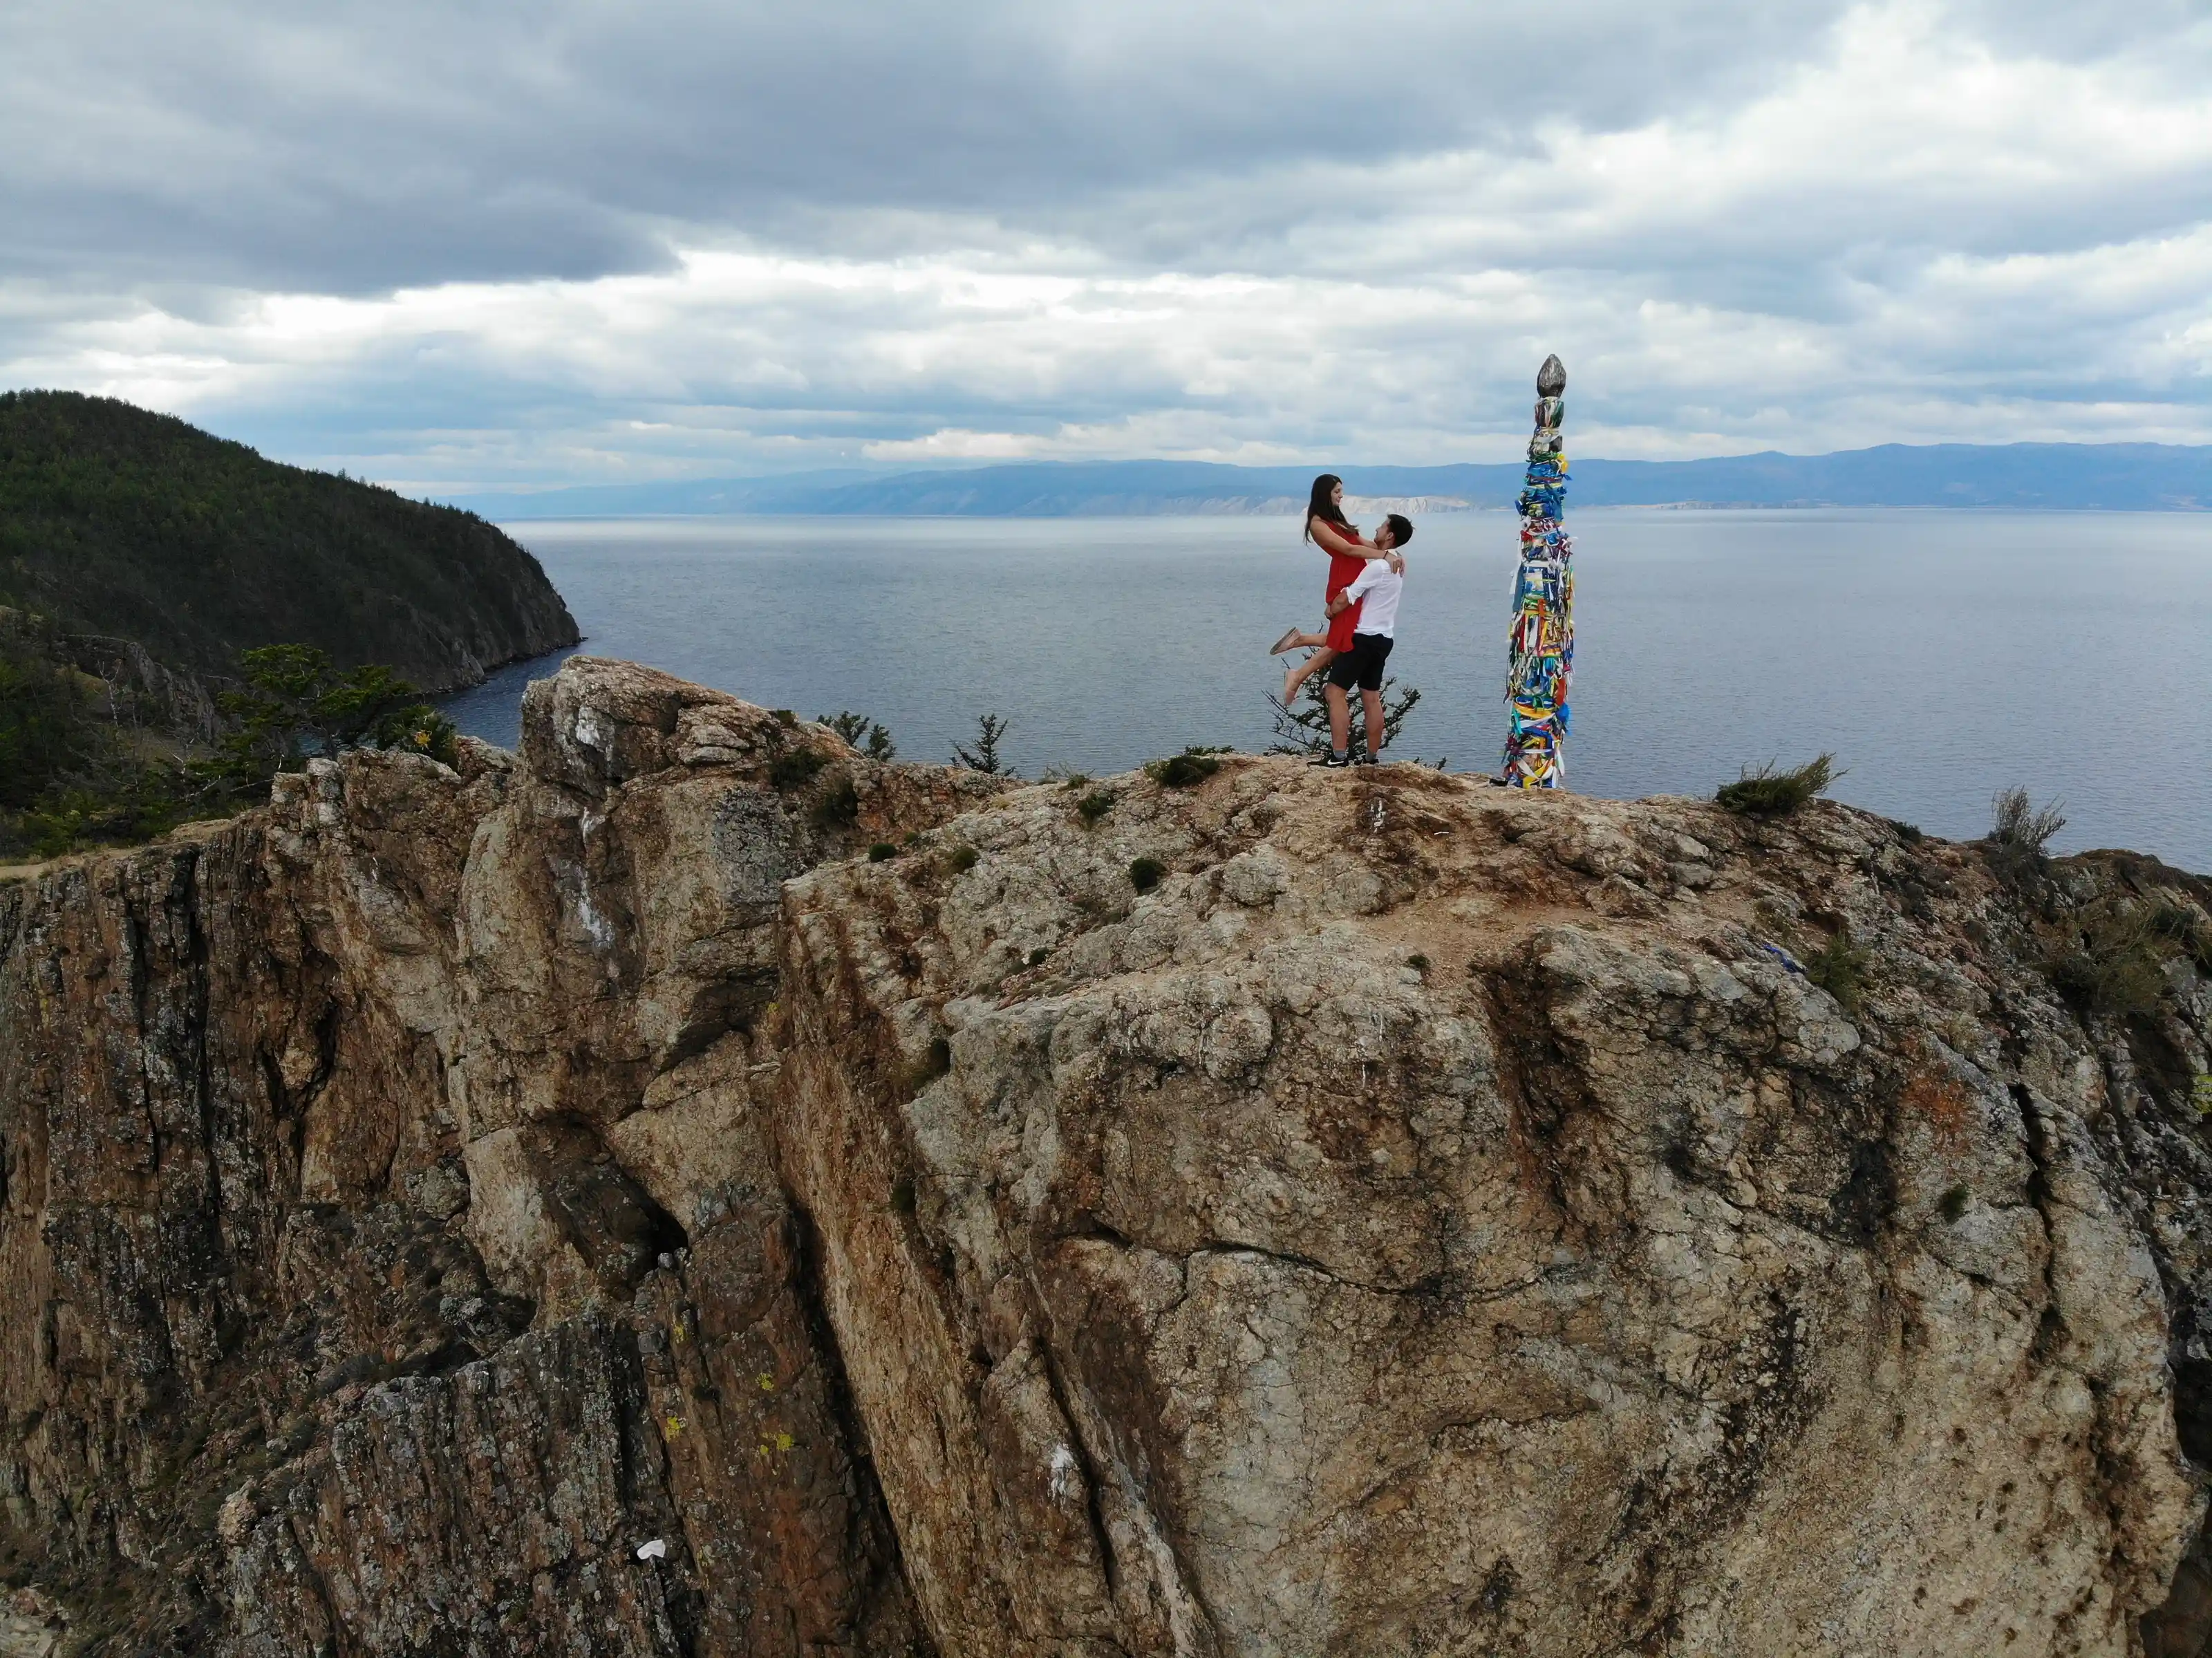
[1304,473,1350,543]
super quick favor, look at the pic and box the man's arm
[1309,519,1388,561]
[1330,561,1388,616]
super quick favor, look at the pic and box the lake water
[442,510,2212,873]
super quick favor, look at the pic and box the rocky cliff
[3,656,2210,1657]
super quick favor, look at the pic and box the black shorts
[1328,632,1394,691]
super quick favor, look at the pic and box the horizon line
[440,436,2212,501]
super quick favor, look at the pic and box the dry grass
[2044,900,2168,1019]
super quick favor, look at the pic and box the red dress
[1320,522,1367,653]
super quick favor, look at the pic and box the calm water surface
[443,510,2212,872]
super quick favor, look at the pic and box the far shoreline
[486,501,2212,528]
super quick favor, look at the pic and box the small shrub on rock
[1077,790,1114,825]
[1146,751,1221,789]
[200,644,459,795]
[1986,787,2065,883]
[953,714,1013,776]
[1129,856,1166,893]
[770,749,829,790]
[2045,900,2167,1018]
[1716,754,1837,816]
[812,778,860,827]
[1027,947,1049,967]
[1270,676,1420,757]
[1938,1184,1970,1224]
[821,710,897,761]
[2150,900,2212,976]
[868,842,897,861]
[1805,927,1868,1015]
[946,845,980,875]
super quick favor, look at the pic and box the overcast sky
[4,0,2209,490]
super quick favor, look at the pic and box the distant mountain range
[448,443,2212,519]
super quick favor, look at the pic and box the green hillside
[0,391,578,692]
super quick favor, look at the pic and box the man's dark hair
[1385,514,1414,548]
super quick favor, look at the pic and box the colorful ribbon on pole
[1501,354,1573,788]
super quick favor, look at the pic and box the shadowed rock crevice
[1477,948,1621,1253]
[2013,1080,2071,1368]
[2146,1289,2212,1655]
[786,1199,944,1658]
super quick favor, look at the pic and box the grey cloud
[3,0,1864,293]
[5,0,2209,483]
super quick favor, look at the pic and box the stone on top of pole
[1501,354,1574,788]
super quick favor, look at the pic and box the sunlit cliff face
[5,0,2212,487]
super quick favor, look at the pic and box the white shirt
[1342,558,1403,637]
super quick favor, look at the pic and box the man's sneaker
[1311,749,1352,768]
[1354,752,1380,765]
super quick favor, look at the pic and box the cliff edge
[2,656,2209,1657]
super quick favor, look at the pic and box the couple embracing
[1270,473,1412,767]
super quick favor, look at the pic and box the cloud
[1,0,1861,291]
[2,0,2208,483]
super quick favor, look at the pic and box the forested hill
[0,391,579,692]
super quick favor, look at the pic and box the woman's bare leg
[1284,647,1335,705]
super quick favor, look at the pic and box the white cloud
[2,0,2208,483]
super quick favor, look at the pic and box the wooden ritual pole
[1501,354,1573,788]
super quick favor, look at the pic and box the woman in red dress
[1271,474,1401,705]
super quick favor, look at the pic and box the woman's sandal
[1268,626,1304,656]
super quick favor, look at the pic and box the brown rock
[774,758,2212,1657]
[3,660,2210,1657]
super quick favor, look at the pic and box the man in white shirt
[1316,514,1411,767]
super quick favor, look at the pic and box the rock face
[3,656,2211,1657]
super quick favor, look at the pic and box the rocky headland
[2,656,2209,1657]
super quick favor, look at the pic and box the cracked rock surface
[4,656,2212,1657]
